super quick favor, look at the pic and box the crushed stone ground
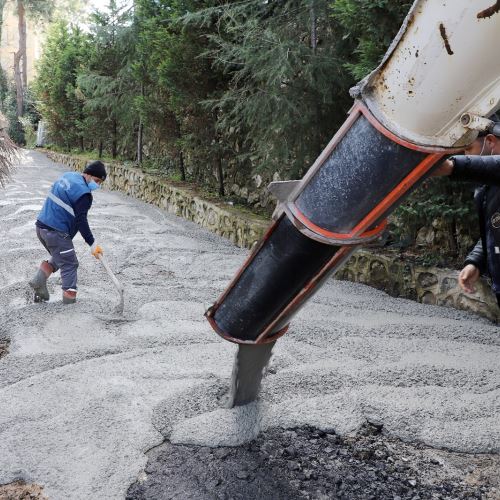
[0,151,499,499]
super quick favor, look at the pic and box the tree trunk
[13,51,23,117]
[137,120,143,164]
[17,0,27,90]
[217,156,225,197]
[98,140,103,159]
[179,151,186,181]
[446,183,458,256]
[112,120,118,158]
[450,218,458,256]
[173,117,185,180]
[0,0,7,42]
[310,0,321,156]
[310,0,317,54]
[137,82,144,164]
[78,103,85,152]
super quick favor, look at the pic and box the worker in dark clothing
[434,116,500,305]
[29,161,107,304]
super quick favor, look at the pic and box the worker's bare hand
[430,159,454,177]
[458,264,480,294]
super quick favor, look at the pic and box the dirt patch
[0,340,9,360]
[0,481,48,500]
[126,424,499,499]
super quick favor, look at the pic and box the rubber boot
[62,289,77,304]
[29,261,53,302]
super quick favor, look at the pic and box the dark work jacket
[450,155,500,290]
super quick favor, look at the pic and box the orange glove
[90,243,103,259]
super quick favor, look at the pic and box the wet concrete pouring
[1,152,499,499]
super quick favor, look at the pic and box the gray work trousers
[36,226,79,290]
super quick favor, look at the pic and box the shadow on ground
[0,340,9,360]
[126,425,499,500]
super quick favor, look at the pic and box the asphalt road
[0,151,499,499]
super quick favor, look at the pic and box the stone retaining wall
[45,151,499,322]
[338,249,499,322]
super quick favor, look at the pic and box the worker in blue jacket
[434,116,500,306]
[29,161,106,304]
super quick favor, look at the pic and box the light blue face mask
[88,180,100,191]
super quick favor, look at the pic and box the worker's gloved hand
[90,242,103,259]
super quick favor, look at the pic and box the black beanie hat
[83,160,107,181]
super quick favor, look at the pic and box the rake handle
[97,254,124,295]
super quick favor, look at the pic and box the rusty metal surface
[354,0,500,148]
[478,1,500,19]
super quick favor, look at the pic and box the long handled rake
[97,254,125,314]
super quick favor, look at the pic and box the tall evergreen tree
[77,1,136,158]
[135,0,228,190]
[330,0,413,79]
[33,21,90,149]
[185,0,354,180]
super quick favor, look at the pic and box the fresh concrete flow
[0,151,499,499]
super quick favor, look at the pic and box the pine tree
[34,21,90,149]
[330,0,413,80]
[185,0,354,180]
[134,0,228,189]
[77,1,136,158]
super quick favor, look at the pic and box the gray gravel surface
[0,151,499,499]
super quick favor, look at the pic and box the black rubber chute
[296,115,426,232]
[214,216,340,342]
[210,112,435,344]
